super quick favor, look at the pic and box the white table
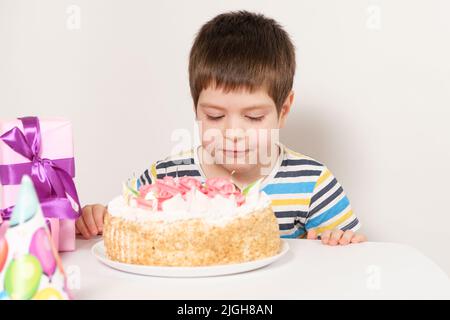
[61,238,450,300]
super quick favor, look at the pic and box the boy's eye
[246,115,264,122]
[206,115,224,121]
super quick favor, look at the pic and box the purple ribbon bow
[0,117,81,221]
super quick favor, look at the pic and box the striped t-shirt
[136,144,361,238]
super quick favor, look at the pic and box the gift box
[0,176,72,300]
[0,117,81,252]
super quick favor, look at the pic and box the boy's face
[196,86,293,174]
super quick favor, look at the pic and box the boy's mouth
[221,149,249,157]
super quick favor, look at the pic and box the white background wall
[1,0,449,275]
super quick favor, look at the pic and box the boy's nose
[224,128,246,143]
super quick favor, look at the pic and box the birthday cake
[103,176,281,267]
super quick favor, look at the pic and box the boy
[77,11,366,246]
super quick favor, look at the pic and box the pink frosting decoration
[177,176,202,192]
[205,177,236,195]
[136,176,246,210]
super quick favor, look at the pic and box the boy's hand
[76,204,106,239]
[307,229,366,246]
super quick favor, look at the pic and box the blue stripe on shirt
[306,196,350,229]
[263,182,316,195]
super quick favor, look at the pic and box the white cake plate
[92,240,289,278]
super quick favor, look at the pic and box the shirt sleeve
[305,166,361,235]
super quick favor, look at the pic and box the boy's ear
[278,90,294,128]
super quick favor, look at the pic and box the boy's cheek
[200,126,223,146]
[253,128,279,152]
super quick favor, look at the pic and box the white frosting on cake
[107,190,272,226]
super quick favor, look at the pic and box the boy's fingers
[93,205,105,233]
[82,207,98,236]
[329,229,344,246]
[321,230,332,245]
[351,233,367,243]
[307,229,317,240]
[338,230,354,245]
[76,217,91,239]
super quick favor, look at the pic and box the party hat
[0,175,71,300]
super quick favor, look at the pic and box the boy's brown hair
[189,10,296,114]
